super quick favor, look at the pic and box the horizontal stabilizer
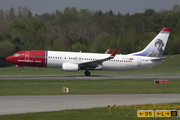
[150,57,172,61]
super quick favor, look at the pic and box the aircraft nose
[6,56,13,63]
[6,54,20,64]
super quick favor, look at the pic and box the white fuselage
[46,51,163,71]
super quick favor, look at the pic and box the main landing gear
[84,70,91,76]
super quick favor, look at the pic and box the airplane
[6,27,171,76]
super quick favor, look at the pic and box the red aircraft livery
[7,51,47,67]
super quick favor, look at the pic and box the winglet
[105,48,110,54]
[111,47,119,57]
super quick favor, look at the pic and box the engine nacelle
[61,63,78,72]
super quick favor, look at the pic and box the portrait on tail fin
[128,28,170,57]
[147,39,164,57]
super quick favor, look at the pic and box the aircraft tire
[85,71,91,76]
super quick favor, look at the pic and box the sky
[0,0,180,15]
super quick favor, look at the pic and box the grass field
[1,55,180,119]
[1,54,180,75]
[0,79,180,96]
[0,103,180,120]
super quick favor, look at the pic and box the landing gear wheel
[85,71,91,76]
[21,67,24,73]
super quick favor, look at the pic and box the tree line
[0,5,180,66]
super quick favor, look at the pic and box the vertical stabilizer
[128,28,171,57]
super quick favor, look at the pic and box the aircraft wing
[150,57,172,61]
[79,48,118,70]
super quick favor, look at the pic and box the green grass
[0,55,179,119]
[0,79,180,96]
[0,103,179,120]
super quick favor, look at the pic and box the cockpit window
[14,54,20,57]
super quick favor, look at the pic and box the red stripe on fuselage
[7,50,46,67]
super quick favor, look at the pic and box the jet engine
[61,63,78,72]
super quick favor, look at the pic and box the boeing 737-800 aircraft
[6,28,171,76]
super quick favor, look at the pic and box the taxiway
[1,94,180,115]
[0,74,180,80]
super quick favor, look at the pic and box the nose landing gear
[21,67,24,73]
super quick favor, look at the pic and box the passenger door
[137,58,141,67]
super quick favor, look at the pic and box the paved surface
[1,74,180,115]
[0,74,180,80]
[1,94,180,115]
